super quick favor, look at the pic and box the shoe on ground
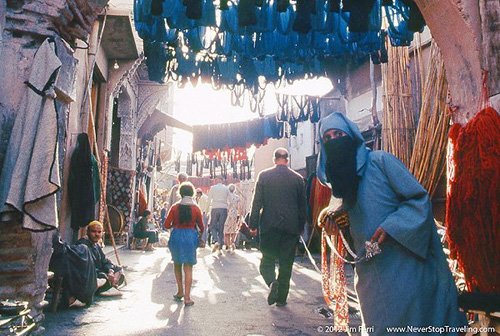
[276,301,287,307]
[116,273,126,287]
[96,278,107,288]
[99,287,123,297]
[211,243,219,253]
[173,294,184,302]
[267,281,279,305]
[69,299,86,308]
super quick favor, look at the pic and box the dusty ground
[41,245,361,336]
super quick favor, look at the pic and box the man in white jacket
[207,176,229,254]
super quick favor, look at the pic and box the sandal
[173,294,184,302]
[184,300,194,307]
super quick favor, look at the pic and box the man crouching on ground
[78,221,125,296]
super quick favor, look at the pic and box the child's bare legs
[183,264,193,304]
[230,233,237,248]
[174,263,183,297]
[224,233,231,249]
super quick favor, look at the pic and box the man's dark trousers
[259,227,298,303]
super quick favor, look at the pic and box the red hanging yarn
[310,177,331,228]
[446,106,500,293]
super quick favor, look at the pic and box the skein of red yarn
[446,106,499,293]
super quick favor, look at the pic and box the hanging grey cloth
[0,38,62,231]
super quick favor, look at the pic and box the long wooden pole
[80,9,122,267]
[87,93,122,267]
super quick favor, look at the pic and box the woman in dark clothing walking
[164,182,204,306]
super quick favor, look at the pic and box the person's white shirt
[207,183,229,210]
[197,193,210,213]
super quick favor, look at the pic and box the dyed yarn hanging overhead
[133,0,422,85]
[446,106,500,293]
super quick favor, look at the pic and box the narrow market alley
[42,246,360,336]
[1,1,499,335]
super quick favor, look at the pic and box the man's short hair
[87,220,103,231]
[177,173,188,182]
[274,147,289,161]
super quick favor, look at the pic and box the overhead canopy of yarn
[134,0,425,87]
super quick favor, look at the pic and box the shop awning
[138,109,193,140]
[100,10,139,60]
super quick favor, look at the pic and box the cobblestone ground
[41,245,361,336]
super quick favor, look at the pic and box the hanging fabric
[67,133,101,230]
[238,0,257,27]
[293,0,313,34]
[135,0,424,85]
[0,38,62,231]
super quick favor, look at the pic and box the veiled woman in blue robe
[316,112,467,335]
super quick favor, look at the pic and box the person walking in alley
[167,173,188,211]
[77,221,125,296]
[316,112,467,334]
[195,188,210,247]
[249,148,306,307]
[207,176,230,254]
[160,202,168,225]
[223,184,242,254]
[164,182,204,307]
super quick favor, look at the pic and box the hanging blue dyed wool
[184,0,202,20]
[238,0,257,27]
[293,0,314,34]
[151,0,164,16]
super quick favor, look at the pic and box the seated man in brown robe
[77,221,125,295]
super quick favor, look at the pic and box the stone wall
[4,0,107,43]
[0,0,109,321]
[0,219,34,299]
[0,218,54,320]
[416,0,499,123]
[0,37,57,320]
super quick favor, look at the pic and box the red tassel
[446,106,500,293]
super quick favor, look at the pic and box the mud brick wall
[0,220,34,298]
[0,219,53,319]
[0,1,109,319]
[107,167,136,227]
